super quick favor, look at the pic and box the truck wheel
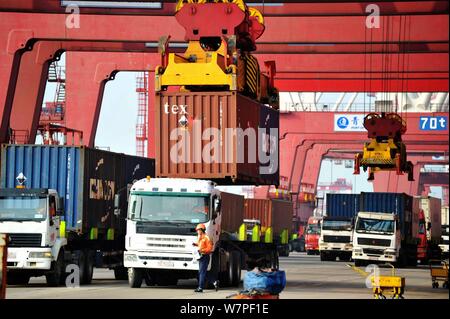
[226,252,236,287]
[82,250,95,285]
[46,252,65,287]
[354,259,365,267]
[231,251,241,287]
[128,268,143,288]
[73,250,87,285]
[114,267,129,280]
[320,252,326,261]
[7,273,30,285]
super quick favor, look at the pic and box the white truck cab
[124,178,221,287]
[319,217,353,261]
[352,212,399,266]
[0,188,67,285]
[123,177,279,288]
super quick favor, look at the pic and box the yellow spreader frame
[155,41,236,91]
[347,263,406,299]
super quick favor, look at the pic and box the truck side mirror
[114,194,120,209]
[57,197,65,216]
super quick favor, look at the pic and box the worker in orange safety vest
[192,223,218,292]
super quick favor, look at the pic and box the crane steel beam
[2,1,448,16]
[261,53,449,73]
[0,12,186,143]
[64,52,159,147]
[8,41,163,144]
[255,42,449,54]
[274,79,449,92]
[1,11,447,141]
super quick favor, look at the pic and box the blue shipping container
[326,194,360,218]
[1,145,154,236]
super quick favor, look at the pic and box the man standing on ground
[192,223,218,292]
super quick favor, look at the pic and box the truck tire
[46,252,65,287]
[231,251,241,287]
[226,252,235,287]
[128,268,143,288]
[114,267,129,280]
[7,273,30,285]
[72,250,87,285]
[354,259,365,267]
[320,251,326,261]
[396,249,408,268]
[82,250,95,285]
[340,253,352,262]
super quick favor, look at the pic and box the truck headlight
[384,250,396,256]
[7,251,17,259]
[125,254,138,262]
[29,252,52,258]
[353,248,363,254]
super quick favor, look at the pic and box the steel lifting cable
[404,15,413,123]
[381,13,387,108]
[396,15,403,117]
[388,15,394,109]
[369,17,374,112]
[363,16,367,115]
[401,14,408,117]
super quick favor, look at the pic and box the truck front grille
[323,235,351,243]
[139,256,192,262]
[8,233,42,247]
[358,238,391,247]
[363,248,384,256]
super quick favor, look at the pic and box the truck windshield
[306,223,320,235]
[129,194,210,224]
[0,197,47,221]
[355,217,394,234]
[322,220,352,231]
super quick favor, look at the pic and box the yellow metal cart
[347,263,405,299]
[429,260,449,289]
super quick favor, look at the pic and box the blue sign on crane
[419,116,448,131]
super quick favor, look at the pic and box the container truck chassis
[126,237,279,288]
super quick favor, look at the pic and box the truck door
[209,195,221,251]
[48,195,59,243]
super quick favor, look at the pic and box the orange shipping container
[244,198,293,235]
[155,91,279,185]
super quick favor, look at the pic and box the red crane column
[147,70,156,158]
[7,41,162,144]
[64,52,159,146]
[8,41,62,143]
[0,12,186,143]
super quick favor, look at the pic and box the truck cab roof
[0,188,57,197]
[323,216,352,221]
[130,177,215,195]
[357,211,397,220]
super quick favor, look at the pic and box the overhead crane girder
[5,41,162,143]
[63,52,158,152]
[1,0,448,16]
